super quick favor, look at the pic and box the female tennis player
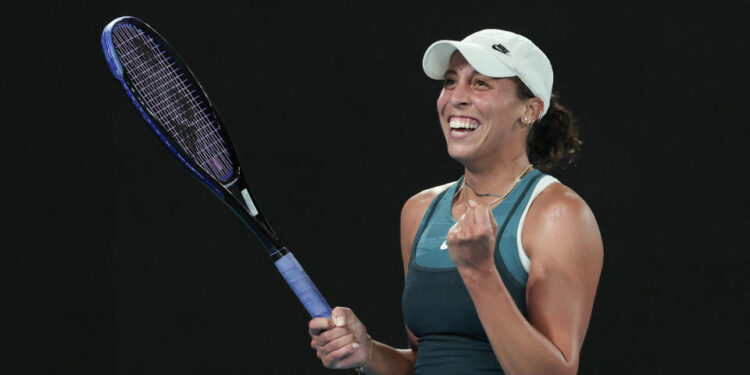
[309,29,603,375]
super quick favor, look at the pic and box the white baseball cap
[422,29,553,119]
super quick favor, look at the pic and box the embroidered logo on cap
[492,43,510,55]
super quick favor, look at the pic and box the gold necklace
[461,164,534,207]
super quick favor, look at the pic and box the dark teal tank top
[402,169,545,374]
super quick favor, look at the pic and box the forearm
[361,339,416,375]
[459,267,577,375]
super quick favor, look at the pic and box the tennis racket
[101,16,332,319]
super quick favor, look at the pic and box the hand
[446,200,499,272]
[309,306,371,369]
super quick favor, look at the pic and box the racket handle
[274,251,332,319]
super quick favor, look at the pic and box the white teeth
[449,118,478,130]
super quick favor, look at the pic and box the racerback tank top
[402,169,554,374]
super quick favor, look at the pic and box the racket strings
[112,25,235,182]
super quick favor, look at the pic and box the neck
[462,154,532,204]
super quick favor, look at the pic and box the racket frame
[101,16,332,318]
[102,16,281,257]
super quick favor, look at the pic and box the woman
[309,29,603,375]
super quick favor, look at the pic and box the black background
[4,1,748,374]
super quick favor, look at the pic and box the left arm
[446,184,603,375]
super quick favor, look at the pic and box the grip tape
[274,252,332,318]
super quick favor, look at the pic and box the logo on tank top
[440,240,448,250]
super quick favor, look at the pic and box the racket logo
[209,157,224,173]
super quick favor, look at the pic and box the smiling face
[437,52,532,167]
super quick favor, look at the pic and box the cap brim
[423,40,516,80]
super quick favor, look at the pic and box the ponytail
[513,78,582,171]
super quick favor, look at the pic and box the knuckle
[323,353,341,368]
[321,341,335,354]
[318,329,334,342]
[329,350,342,360]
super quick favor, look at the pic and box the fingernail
[334,317,345,326]
[352,342,360,349]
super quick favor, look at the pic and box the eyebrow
[443,68,487,79]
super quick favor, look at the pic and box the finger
[457,212,466,224]
[448,219,464,245]
[320,332,356,358]
[448,221,459,235]
[488,205,498,233]
[312,327,350,349]
[466,200,477,229]
[309,317,334,337]
[446,223,459,248]
[322,339,360,369]
[472,201,490,233]
[317,332,355,362]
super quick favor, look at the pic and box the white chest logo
[440,240,448,250]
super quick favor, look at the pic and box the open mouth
[449,117,479,136]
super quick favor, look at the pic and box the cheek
[436,90,449,116]
[477,98,516,122]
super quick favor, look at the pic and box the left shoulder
[528,182,594,224]
[522,181,603,262]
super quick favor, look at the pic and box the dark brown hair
[513,77,582,171]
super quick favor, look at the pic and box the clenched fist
[446,200,499,272]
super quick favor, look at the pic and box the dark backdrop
[4,1,747,374]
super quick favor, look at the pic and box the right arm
[309,185,447,374]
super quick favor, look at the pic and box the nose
[450,81,471,107]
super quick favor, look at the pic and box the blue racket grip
[274,252,332,319]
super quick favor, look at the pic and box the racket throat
[241,188,277,235]
[240,188,260,216]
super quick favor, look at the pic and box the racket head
[102,16,280,251]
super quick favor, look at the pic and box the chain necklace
[460,164,534,207]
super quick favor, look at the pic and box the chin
[445,143,474,164]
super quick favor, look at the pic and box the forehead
[447,51,472,71]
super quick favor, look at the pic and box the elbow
[533,361,577,375]
[553,355,579,375]
[506,356,578,375]
[539,352,579,375]
[561,362,579,375]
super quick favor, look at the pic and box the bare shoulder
[399,182,454,274]
[401,182,453,223]
[523,183,603,364]
[523,182,603,262]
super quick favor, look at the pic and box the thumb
[331,306,357,327]
[488,205,498,233]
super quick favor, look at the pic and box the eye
[443,78,456,88]
[473,79,490,88]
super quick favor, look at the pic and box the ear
[521,97,544,125]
